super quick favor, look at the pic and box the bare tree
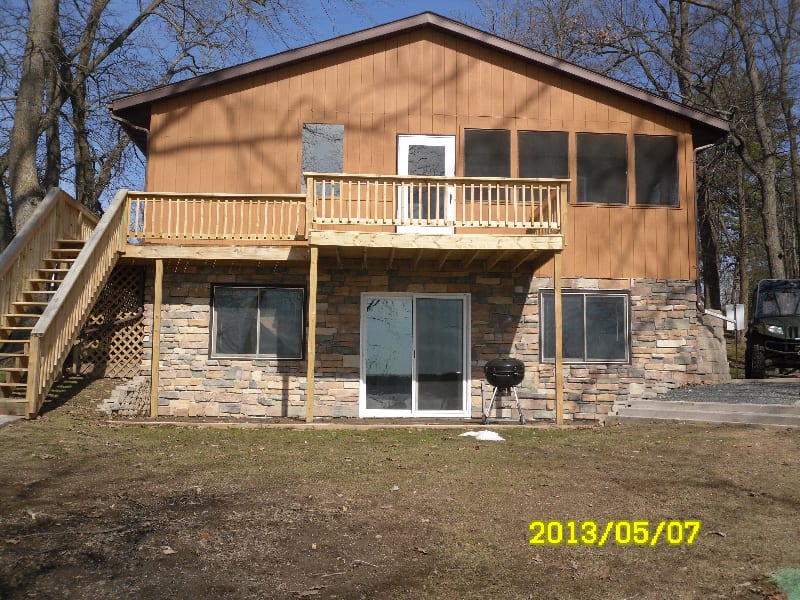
[0,0,363,248]
[7,0,57,236]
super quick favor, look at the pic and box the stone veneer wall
[140,262,730,420]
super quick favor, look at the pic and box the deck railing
[127,192,306,242]
[121,176,568,244]
[306,173,569,232]
[26,189,127,416]
[0,188,98,338]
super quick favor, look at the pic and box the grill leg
[482,386,500,424]
[512,386,525,425]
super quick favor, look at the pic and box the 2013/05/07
[528,520,702,547]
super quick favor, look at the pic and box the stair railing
[0,189,98,332]
[26,189,128,416]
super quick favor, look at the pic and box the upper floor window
[301,123,344,193]
[635,135,678,206]
[576,133,627,205]
[518,131,569,179]
[464,129,510,177]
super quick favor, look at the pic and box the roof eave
[109,11,730,150]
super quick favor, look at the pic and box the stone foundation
[139,261,730,420]
[99,376,151,416]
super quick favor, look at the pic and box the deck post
[150,259,163,418]
[554,251,564,425]
[305,247,318,423]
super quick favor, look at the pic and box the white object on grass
[459,430,505,441]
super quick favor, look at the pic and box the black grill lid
[484,358,525,387]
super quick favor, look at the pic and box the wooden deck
[123,174,568,263]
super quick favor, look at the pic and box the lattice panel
[77,265,144,378]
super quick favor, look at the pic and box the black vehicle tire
[745,342,767,379]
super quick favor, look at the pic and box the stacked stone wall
[140,262,729,420]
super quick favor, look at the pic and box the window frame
[518,130,569,179]
[463,128,511,178]
[210,284,306,360]
[576,132,629,205]
[539,289,631,364]
[301,123,344,194]
[634,134,679,207]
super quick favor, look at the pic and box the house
[0,12,731,421]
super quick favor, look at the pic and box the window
[301,123,344,193]
[465,129,510,201]
[212,286,305,359]
[540,291,629,363]
[518,131,568,179]
[576,133,627,204]
[635,135,678,206]
[464,129,510,177]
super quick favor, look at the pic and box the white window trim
[359,292,471,418]
[396,134,456,233]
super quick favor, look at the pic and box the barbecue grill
[481,358,526,424]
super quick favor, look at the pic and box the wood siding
[146,29,696,279]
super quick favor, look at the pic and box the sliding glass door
[361,294,470,417]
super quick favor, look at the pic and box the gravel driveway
[659,379,800,405]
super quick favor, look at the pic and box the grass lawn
[1,379,798,599]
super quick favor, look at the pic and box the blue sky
[262,0,477,54]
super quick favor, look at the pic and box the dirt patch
[1,379,798,599]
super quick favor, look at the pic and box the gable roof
[110,11,729,153]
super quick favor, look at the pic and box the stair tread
[0,339,30,344]
[12,301,48,306]
[0,367,28,372]
[55,239,85,245]
[0,326,34,330]
[21,290,57,295]
[0,382,26,387]
[0,353,28,357]
[0,401,29,416]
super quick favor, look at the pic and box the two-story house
[0,12,730,421]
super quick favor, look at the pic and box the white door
[397,135,456,232]
[360,293,470,418]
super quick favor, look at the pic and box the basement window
[576,133,628,204]
[635,135,679,206]
[540,291,629,363]
[212,286,305,359]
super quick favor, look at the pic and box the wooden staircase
[0,188,131,418]
[0,240,86,414]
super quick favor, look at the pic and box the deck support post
[306,247,318,423]
[554,251,564,425]
[150,259,163,418]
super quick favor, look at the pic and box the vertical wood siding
[147,29,696,279]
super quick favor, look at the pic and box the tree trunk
[697,165,721,309]
[732,0,786,278]
[736,159,748,303]
[8,0,58,232]
[0,159,15,250]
